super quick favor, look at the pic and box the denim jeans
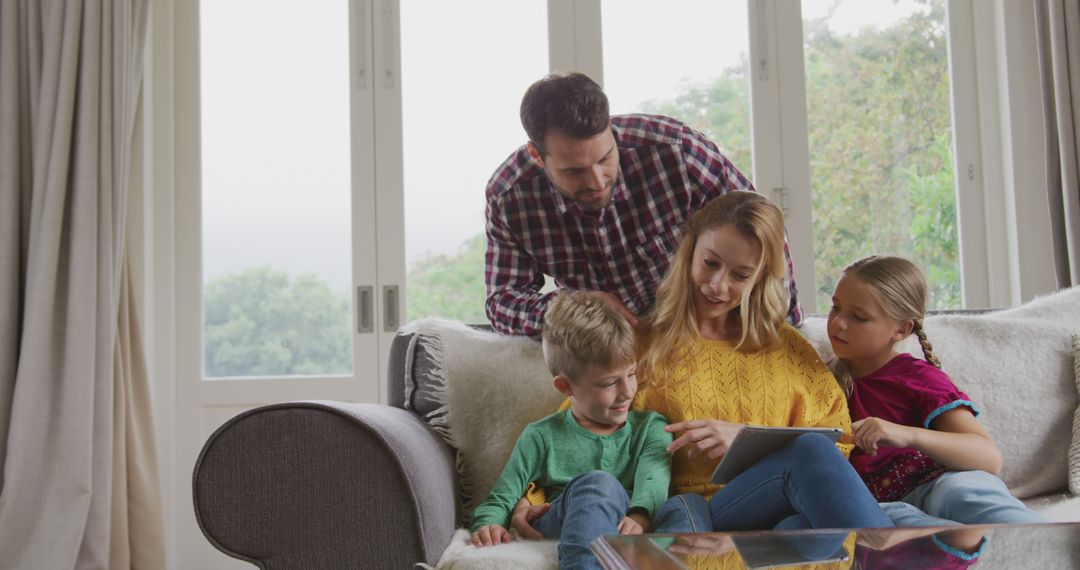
[531,470,630,570]
[653,433,893,533]
[885,470,1045,526]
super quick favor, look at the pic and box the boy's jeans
[882,470,1045,526]
[531,470,629,570]
[653,433,893,533]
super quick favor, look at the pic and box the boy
[470,292,672,569]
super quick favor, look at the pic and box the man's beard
[549,171,619,212]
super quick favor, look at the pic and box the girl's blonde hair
[833,255,941,394]
[638,191,789,383]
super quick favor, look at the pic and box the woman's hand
[852,417,916,455]
[665,420,744,460]
[509,499,549,540]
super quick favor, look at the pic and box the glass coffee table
[591,523,1080,569]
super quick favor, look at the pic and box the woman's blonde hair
[832,255,941,394]
[638,191,789,382]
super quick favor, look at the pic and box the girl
[639,191,892,533]
[828,255,1043,525]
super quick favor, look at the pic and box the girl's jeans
[881,470,1045,526]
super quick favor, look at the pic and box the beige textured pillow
[803,314,1077,498]
[1070,335,1080,496]
[801,286,1080,499]
[401,318,562,525]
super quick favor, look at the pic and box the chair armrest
[193,401,458,569]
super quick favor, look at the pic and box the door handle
[357,286,374,333]
[383,285,399,332]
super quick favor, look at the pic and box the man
[485,72,801,336]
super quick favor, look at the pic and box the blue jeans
[653,433,893,533]
[531,471,629,570]
[885,470,1044,526]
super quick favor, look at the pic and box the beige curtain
[111,253,165,569]
[0,0,163,568]
[1036,0,1080,287]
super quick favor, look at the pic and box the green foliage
[639,61,753,177]
[406,233,488,323]
[804,0,958,310]
[203,267,352,377]
[807,0,959,310]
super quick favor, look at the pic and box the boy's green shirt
[469,409,672,532]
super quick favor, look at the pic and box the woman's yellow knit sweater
[633,324,853,499]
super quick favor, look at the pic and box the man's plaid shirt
[484,114,802,336]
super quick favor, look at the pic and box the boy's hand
[618,515,644,535]
[470,524,511,547]
[852,417,914,455]
[665,419,744,460]
[510,500,549,540]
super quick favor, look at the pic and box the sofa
[192,287,1080,569]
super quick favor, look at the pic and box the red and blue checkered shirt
[484,114,802,336]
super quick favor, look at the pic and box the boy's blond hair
[541,292,636,382]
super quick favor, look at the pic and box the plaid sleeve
[484,194,555,337]
[680,123,803,326]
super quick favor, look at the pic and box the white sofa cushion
[800,286,1080,498]
[801,314,1077,498]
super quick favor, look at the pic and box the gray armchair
[192,328,458,569]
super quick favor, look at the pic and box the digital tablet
[710,426,843,484]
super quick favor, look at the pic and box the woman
[638,191,891,532]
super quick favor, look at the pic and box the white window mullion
[372,0,404,405]
[548,0,603,82]
[750,0,817,313]
[946,0,991,308]
[348,0,382,403]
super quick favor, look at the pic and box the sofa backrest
[389,289,1080,518]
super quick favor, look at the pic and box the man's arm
[680,124,803,326]
[484,197,554,336]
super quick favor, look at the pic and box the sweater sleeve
[629,412,674,517]
[469,426,545,532]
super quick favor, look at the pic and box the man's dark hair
[519,72,610,156]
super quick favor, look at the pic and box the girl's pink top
[848,353,980,502]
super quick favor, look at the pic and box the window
[200,0,355,377]
[801,0,960,310]
[400,0,548,324]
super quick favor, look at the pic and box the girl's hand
[470,524,511,547]
[665,420,744,460]
[618,515,644,535]
[852,417,915,455]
